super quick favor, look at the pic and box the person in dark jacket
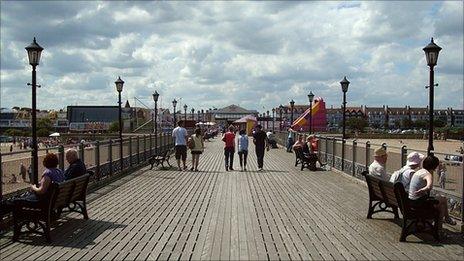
[64,148,86,180]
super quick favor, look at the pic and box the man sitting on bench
[64,148,87,180]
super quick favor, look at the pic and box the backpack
[187,137,195,150]
[389,167,410,183]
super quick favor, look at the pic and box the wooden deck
[1,138,463,260]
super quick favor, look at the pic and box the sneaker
[225,166,229,171]
[230,167,234,171]
[240,167,244,172]
[244,167,247,171]
[258,168,263,171]
[190,167,194,171]
[445,217,457,226]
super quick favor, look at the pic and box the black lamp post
[272,108,275,132]
[279,105,283,131]
[152,91,159,154]
[115,76,124,170]
[290,100,295,128]
[423,38,441,156]
[340,76,350,140]
[183,104,188,125]
[266,110,270,130]
[308,91,315,134]
[25,37,43,185]
[201,109,204,122]
[197,110,200,122]
[172,99,177,126]
[191,108,195,120]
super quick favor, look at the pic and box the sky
[1,1,463,113]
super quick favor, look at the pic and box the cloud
[1,1,462,112]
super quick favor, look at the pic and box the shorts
[191,151,202,155]
[175,145,187,161]
[409,195,436,209]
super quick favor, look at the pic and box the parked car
[444,154,463,166]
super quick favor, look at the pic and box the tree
[37,118,53,129]
[413,120,428,129]
[37,128,50,137]
[401,118,413,129]
[4,128,24,137]
[346,117,368,133]
[108,121,119,132]
[433,119,447,128]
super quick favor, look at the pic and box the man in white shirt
[172,121,188,171]
[369,147,388,180]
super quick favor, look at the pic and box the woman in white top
[409,155,456,227]
[190,128,204,171]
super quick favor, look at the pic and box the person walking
[172,121,188,171]
[19,163,27,182]
[253,125,269,171]
[286,128,294,152]
[190,128,204,171]
[222,125,235,171]
[237,129,249,171]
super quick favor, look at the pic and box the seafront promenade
[1,138,462,260]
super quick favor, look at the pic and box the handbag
[187,137,195,149]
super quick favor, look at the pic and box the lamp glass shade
[152,91,159,102]
[184,104,188,110]
[172,99,177,107]
[115,77,124,92]
[290,100,295,108]
[307,91,315,103]
[340,76,350,93]
[423,38,441,67]
[25,37,44,66]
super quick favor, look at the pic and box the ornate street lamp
[152,91,159,154]
[340,76,350,140]
[290,100,295,128]
[201,109,204,122]
[25,37,43,185]
[115,76,125,170]
[308,91,315,134]
[197,110,200,122]
[279,104,284,131]
[266,110,270,130]
[183,104,188,125]
[272,108,276,132]
[423,38,441,156]
[191,108,195,120]
[172,99,177,126]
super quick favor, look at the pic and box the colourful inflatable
[291,97,327,132]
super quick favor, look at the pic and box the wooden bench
[294,147,317,171]
[12,172,92,242]
[362,171,440,242]
[149,148,174,170]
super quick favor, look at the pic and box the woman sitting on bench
[409,155,456,228]
[24,153,65,201]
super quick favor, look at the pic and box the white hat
[406,152,425,166]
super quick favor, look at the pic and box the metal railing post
[79,142,84,163]
[95,141,100,181]
[109,139,113,176]
[137,136,140,164]
[58,145,65,171]
[0,152,3,200]
[401,145,407,167]
[352,140,357,176]
[365,141,371,169]
[144,135,147,162]
[341,139,346,171]
[149,133,153,157]
[332,137,336,168]
[129,137,133,167]
[325,136,328,162]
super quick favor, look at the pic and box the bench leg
[13,217,21,242]
[392,206,399,219]
[400,220,408,242]
[166,156,171,167]
[433,216,440,241]
[367,200,374,219]
[81,201,89,220]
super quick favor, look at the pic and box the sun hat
[406,152,425,166]
[374,147,387,157]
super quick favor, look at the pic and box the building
[212,104,258,125]
[364,106,387,128]
[67,105,131,132]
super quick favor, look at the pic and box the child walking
[237,129,249,171]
